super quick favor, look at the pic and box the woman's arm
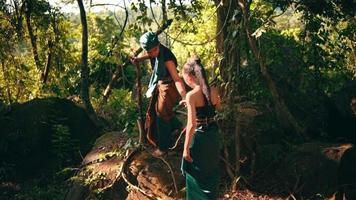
[165,61,186,100]
[210,87,221,110]
[183,92,196,162]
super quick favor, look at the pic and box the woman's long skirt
[181,124,220,200]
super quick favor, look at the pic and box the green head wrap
[140,32,159,50]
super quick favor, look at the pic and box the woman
[180,57,221,200]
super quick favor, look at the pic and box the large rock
[252,143,356,199]
[66,131,186,200]
[125,150,185,200]
[0,97,100,178]
[65,132,128,200]
[327,80,356,143]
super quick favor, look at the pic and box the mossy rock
[0,97,100,179]
[66,131,186,200]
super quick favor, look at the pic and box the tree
[24,0,42,70]
[237,0,306,138]
[77,0,99,126]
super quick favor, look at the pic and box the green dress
[181,103,220,200]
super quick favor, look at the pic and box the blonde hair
[183,56,211,105]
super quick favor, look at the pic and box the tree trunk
[51,12,62,72]
[161,0,170,47]
[42,39,53,84]
[234,111,241,175]
[77,0,99,126]
[42,11,60,84]
[161,0,167,24]
[12,0,23,40]
[135,63,145,144]
[237,0,306,139]
[214,0,235,78]
[214,0,240,91]
[214,0,243,179]
[24,0,41,70]
[214,0,229,57]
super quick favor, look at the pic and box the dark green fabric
[155,116,182,151]
[181,124,220,200]
[139,32,159,50]
[185,172,219,200]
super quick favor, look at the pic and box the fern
[51,124,79,167]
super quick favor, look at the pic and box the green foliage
[10,179,69,200]
[99,89,139,134]
[231,0,355,103]
[51,124,79,167]
[0,1,81,102]
[88,12,130,91]
[300,16,355,94]
[268,0,355,95]
[0,0,355,197]
[0,162,15,181]
[170,0,217,68]
[127,0,217,70]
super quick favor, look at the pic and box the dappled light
[0,0,355,199]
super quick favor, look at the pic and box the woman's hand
[183,148,193,163]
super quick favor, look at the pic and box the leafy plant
[12,179,69,200]
[99,89,140,135]
[51,124,79,168]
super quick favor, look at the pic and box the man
[131,32,186,156]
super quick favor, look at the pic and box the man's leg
[154,82,180,154]
[155,117,172,151]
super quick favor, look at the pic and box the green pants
[155,116,182,151]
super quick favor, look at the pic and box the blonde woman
[180,57,221,200]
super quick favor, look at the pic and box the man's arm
[165,60,186,100]
[130,53,150,64]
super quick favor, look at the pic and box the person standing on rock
[180,56,221,200]
[131,32,186,156]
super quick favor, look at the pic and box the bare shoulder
[186,87,201,104]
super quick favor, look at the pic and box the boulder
[66,131,186,200]
[252,143,356,199]
[327,80,356,143]
[0,97,100,178]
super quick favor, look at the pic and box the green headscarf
[140,32,159,50]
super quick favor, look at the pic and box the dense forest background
[0,0,355,199]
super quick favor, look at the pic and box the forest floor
[222,190,287,200]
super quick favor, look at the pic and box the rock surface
[0,97,99,178]
[65,131,186,200]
